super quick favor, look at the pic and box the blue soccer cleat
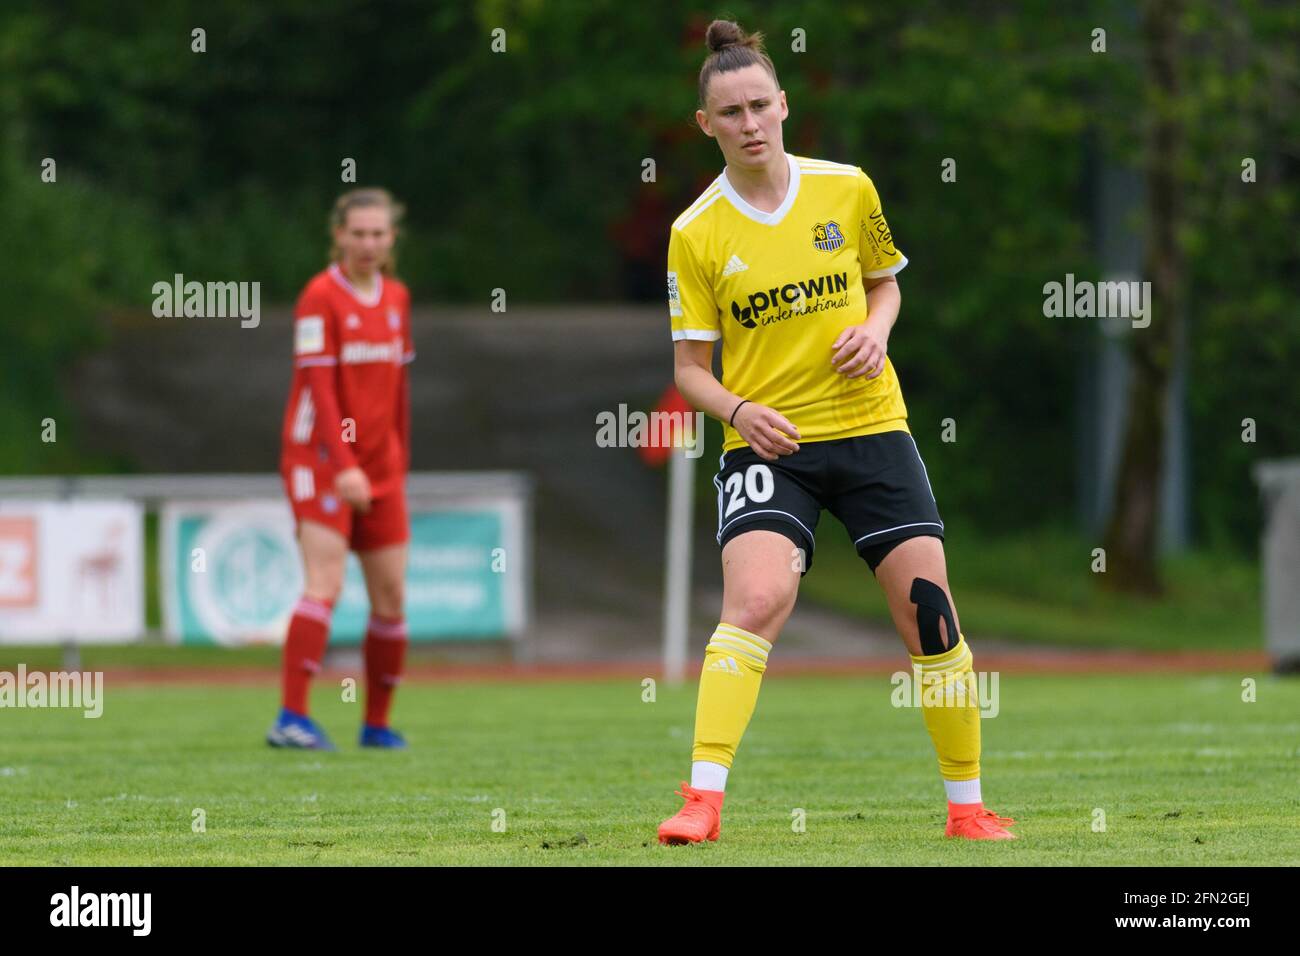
[359,724,407,749]
[266,708,336,750]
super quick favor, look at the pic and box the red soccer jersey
[280,264,414,498]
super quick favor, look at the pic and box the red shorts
[282,457,409,552]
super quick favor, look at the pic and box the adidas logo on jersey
[707,656,744,676]
[722,255,749,277]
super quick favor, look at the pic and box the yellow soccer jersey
[668,152,911,452]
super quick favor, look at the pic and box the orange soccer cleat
[944,802,1017,841]
[657,783,725,845]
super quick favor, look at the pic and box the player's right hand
[733,402,800,461]
[335,466,372,513]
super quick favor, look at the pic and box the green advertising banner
[162,498,525,645]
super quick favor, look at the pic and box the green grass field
[1,672,1296,865]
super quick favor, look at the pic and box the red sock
[281,596,333,715]
[364,615,408,728]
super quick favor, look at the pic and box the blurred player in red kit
[267,188,414,750]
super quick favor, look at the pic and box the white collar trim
[329,262,383,307]
[719,152,801,226]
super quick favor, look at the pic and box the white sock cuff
[709,623,772,665]
[944,777,982,805]
[690,760,729,792]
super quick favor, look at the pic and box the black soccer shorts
[713,429,944,575]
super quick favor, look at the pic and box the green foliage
[0,148,160,472]
[1177,0,1300,550]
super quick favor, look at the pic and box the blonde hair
[328,188,405,276]
[697,19,780,109]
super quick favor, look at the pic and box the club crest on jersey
[345,313,361,329]
[388,308,401,330]
[812,221,845,252]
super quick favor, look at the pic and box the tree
[1102,0,1186,595]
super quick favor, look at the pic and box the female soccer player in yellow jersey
[657,19,1016,843]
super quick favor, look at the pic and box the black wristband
[729,399,750,427]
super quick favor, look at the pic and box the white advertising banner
[0,500,145,643]
[161,497,526,646]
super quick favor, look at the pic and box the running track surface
[41,650,1274,686]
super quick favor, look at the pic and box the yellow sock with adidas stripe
[909,633,981,782]
[691,623,772,768]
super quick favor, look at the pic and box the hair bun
[705,19,744,53]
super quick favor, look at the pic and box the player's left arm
[396,365,411,472]
[397,286,414,472]
[833,169,908,380]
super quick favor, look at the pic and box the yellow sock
[691,623,772,768]
[910,632,981,782]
